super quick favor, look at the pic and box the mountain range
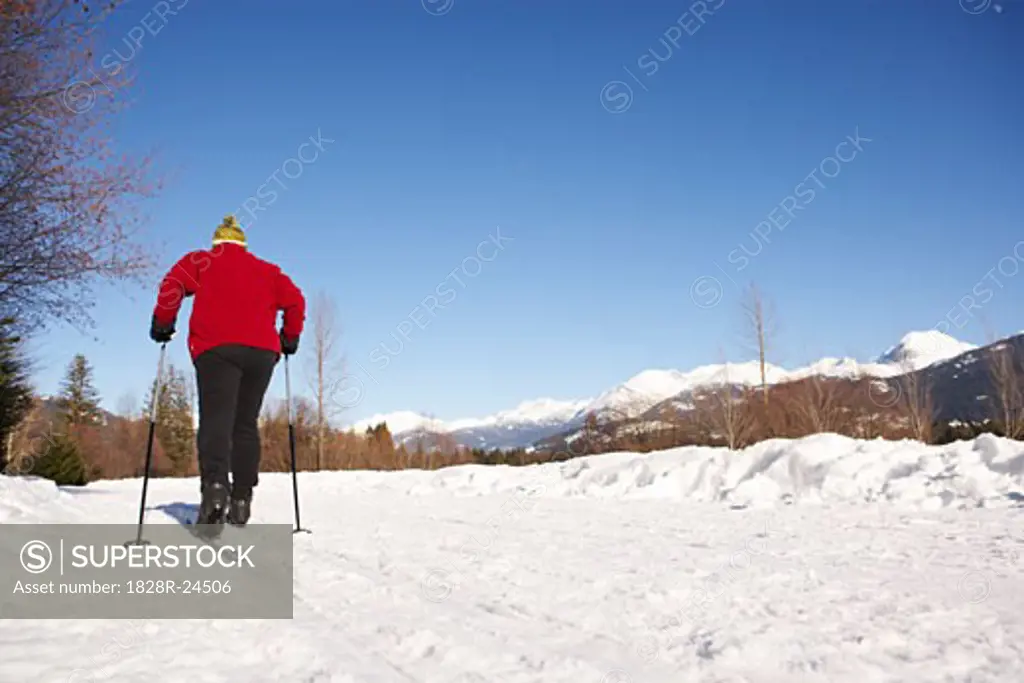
[345,330,989,450]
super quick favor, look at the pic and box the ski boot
[227,489,252,527]
[194,481,229,539]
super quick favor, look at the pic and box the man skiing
[149,216,305,536]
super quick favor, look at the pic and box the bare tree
[6,397,46,474]
[791,375,849,436]
[435,432,459,464]
[695,358,755,450]
[898,360,934,443]
[740,283,776,412]
[116,392,139,420]
[849,373,889,440]
[986,339,1024,439]
[1,1,159,333]
[305,291,344,470]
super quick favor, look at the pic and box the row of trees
[5,353,197,484]
[1,348,539,483]
[561,374,936,458]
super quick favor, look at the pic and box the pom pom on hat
[212,215,246,248]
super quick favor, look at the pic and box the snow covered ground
[2,433,1023,682]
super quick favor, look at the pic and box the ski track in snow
[2,433,1024,682]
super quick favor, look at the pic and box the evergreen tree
[57,354,103,427]
[365,422,395,467]
[0,317,33,473]
[29,432,88,486]
[144,364,195,476]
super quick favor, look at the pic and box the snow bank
[411,433,1024,510]
[0,474,88,522]
[4,434,1024,519]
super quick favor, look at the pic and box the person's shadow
[149,502,199,528]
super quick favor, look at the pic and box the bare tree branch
[898,360,934,443]
[0,1,159,334]
[986,337,1024,439]
[693,352,755,450]
[792,374,849,435]
[304,291,344,469]
[740,282,776,413]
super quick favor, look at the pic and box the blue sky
[29,0,1023,424]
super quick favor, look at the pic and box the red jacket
[152,244,305,360]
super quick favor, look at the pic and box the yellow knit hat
[212,215,246,248]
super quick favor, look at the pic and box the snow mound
[0,476,77,522]
[420,433,1024,510]
[6,435,1022,519]
[77,434,1011,513]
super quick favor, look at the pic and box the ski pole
[125,342,167,547]
[285,354,310,535]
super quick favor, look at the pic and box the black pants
[194,345,279,496]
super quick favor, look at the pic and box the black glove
[280,331,299,356]
[150,315,175,343]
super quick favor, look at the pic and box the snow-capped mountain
[345,330,982,449]
[352,399,589,435]
[451,397,592,431]
[583,369,692,419]
[349,399,594,450]
[350,411,447,435]
[876,330,978,370]
[777,332,979,383]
